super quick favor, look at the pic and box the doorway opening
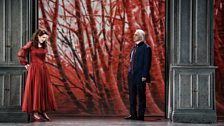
[37,0,167,117]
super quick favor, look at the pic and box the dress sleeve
[17,41,32,65]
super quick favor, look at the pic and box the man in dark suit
[124,29,152,121]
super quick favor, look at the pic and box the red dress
[17,41,56,112]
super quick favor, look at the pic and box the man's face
[133,33,141,42]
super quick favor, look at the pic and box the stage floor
[0,116,223,126]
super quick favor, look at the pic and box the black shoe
[124,115,137,120]
[136,117,144,121]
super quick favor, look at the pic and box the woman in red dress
[17,29,56,121]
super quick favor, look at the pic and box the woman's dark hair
[31,29,48,49]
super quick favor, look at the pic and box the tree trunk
[48,0,87,112]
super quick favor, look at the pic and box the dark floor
[0,116,223,126]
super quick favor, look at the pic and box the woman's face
[38,34,48,44]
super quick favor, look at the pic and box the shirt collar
[135,41,144,47]
[135,40,142,45]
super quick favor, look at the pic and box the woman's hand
[25,64,30,70]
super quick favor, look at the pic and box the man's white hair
[135,29,145,41]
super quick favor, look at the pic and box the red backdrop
[38,0,165,116]
[214,0,224,117]
[38,0,224,117]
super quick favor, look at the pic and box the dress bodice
[30,47,47,63]
[17,41,47,65]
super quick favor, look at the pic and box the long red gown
[17,41,56,112]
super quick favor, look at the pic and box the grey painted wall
[167,0,216,123]
[0,0,37,122]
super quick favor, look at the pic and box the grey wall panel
[0,0,37,122]
[0,75,5,107]
[196,74,212,109]
[5,0,11,64]
[167,0,216,123]
[0,0,31,64]
[174,68,214,110]
[10,0,22,63]
[178,74,193,109]
[170,67,216,122]
[22,0,29,46]
[0,0,6,63]
[176,0,192,64]
[9,74,23,106]
[194,0,209,65]
[0,67,26,109]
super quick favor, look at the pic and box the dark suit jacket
[128,41,152,83]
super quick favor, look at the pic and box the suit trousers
[128,74,146,119]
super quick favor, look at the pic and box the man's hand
[25,64,30,70]
[141,77,146,82]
